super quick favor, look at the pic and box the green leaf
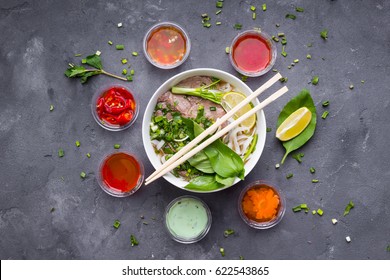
[215,174,236,186]
[320,29,328,40]
[80,70,101,83]
[85,54,102,69]
[64,65,86,78]
[187,150,214,173]
[185,175,224,191]
[277,89,317,164]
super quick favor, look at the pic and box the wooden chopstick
[145,85,289,185]
[145,72,282,183]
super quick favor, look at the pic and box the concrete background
[0,0,389,259]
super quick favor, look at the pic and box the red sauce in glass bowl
[99,152,144,197]
[94,86,137,129]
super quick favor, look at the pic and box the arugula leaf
[277,89,317,164]
[64,54,127,83]
[185,175,224,191]
[85,54,102,69]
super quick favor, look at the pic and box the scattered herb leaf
[292,153,304,163]
[113,220,121,229]
[296,7,304,12]
[285,14,297,20]
[130,235,139,246]
[310,167,316,174]
[80,171,86,179]
[114,144,121,149]
[311,76,319,85]
[343,201,355,216]
[320,29,328,40]
[322,100,330,107]
[322,111,329,119]
[312,179,319,183]
[224,229,235,237]
[58,149,64,158]
[75,140,80,147]
[234,23,242,30]
[286,173,294,179]
[219,247,225,257]
[317,209,324,216]
[266,127,272,132]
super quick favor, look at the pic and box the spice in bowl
[165,196,212,244]
[92,85,138,131]
[238,181,285,229]
[229,30,276,77]
[143,22,191,69]
[98,152,144,197]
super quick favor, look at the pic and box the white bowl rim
[142,68,267,193]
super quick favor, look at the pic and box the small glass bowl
[238,180,286,229]
[97,151,144,197]
[143,22,191,69]
[229,29,277,77]
[91,84,139,131]
[164,195,212,244]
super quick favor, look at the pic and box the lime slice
[276,107,312,141]
[221,92,256,129]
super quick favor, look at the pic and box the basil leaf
[64,65,87,78]
[187,150,214,174]
[215,174,236,186]
[85,54,102,70]
[277,89,317,164]
[185,175,224,191]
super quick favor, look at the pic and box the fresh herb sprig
[65,54,127,83]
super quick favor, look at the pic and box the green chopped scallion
[58,149,64,158]
[219,247,225,257]
[86,153,91,158]
[361,80,365,84]
[343,201,355,216]
[292,205,302,212]
[108,40,113,45]
[252,12,256,20]
[286,14,296,20]
[306,54,312,59]
[300,204,308,209]
[281,38,287,45]
[279,77,288,83]
[296,7,304,12]
[75,140,80,147]
[241,75,248,82]
[293,59,299,63]
[234,23,242,30]
[322,111,329,119]
[216,1,223,8]
[322,101,330,107]
[216,10,222,15]
[262,4,267,11]
[74,54,82,57]
[312,210,316,215]
[272,36,279,42]
[127,75,133,81]
[310,167,316,174]
[224,229,235,237]
[266,127,272,132]
[80,171,86,179]
[286,173,293,179]
[216,21,221,25]
[203,23,211,28]
[349,84,354,90]
[122,69,127,75]
[114,144,121,149]
[81,59,87,64]
[130,69,135,75]
[201,13,208,18]
[311,76,319,85]
[312,179,319,183]
[116,44,125,50]
[225,47,230,54]
[121,58,128,64]
[132,52,138,56]
[113,220,121,229]
[278,32,285,37]
[50,105,54,111]
[320,29,328,40]
[130,235,139,246]
[317,209,324,216]
[210,106,217,111]
[250,5,256,11]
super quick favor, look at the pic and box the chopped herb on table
[310,167,316,174]
[286,14,297,20]
[286,173,293,179]
[322,111,329,119]
[225,47,230,54]
[320,29,328,40]
[65,54,127,83]
[224,229,235,237]
[75,140,80,147]
[234,23,242,30]
[306,54,311,59]
[322,100,330,107]
[292,153,304,163]
[113,220,121,229]
[219,247,225,257]
[49,105,54,112]
[115,44,124,50]
[317,208,324,216]
[80,171,87,179]
[114,144,121,149]
[86,153,91,158]
[58,149,65,158]
[344,201,355,216]
[266,127,272,132]
[262,4,267,11]
[311,76,319,85]
[312,179,319,183]
[349,84,354,90]
[296,7,304,12]
[130,235,139,246]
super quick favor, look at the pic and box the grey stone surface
[0,0,389,260]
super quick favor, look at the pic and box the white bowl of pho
[142,68,266,193]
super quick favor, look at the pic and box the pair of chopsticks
[145,73,288,185]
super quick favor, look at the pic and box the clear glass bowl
[143,22,191,69]
[97,151,144,197]
[164,195,212,244]
[91,84,139,131]
[229,29,277,77]
[238,180,286,229]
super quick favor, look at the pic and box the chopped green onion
[281,38,287,45]
[116,44,124,50]
[216,21,221,25]
[311,76,319,85]
[343,201,354,216]
[219,247,225,257]
[262,4,267,11]
[285,14,296,20]
[312,179,319,183]
[210,106,216,111]
[224,229,235,237]
[310,167,316,174]
[317,209,324,216]
[113,220,121,229]
[74,54,82,57]
[266,127,272,132]
[241,75,248,82]
[126,75,133,81]
[122,69,127,75]
[322,100,330,107]
[349,84,354,90]
[80,171,86,179]
[279,77,288,83]
[293,59,299,63]
[203,23,211,28]
[312,210,316,215]
[201,13,208,18]
[292,205,302,212]
[50,207,55,213]
[320,29,328,40]
[300,204,308,209]
[50,105,54,112]
[234,23,242,30]
[225,47,230,54]
[250,5,256,11]
[286,173,293,179]
[114,144,121,149]
[292,153,304,163]
[216,1,223,8]
[130,69,135,75]
[252,12,256,20]
[130,235,139,246]
[272,69,278,72]
[58,149,64,158]
[121,58,128,64]
[306,54,312,59]
[75,140,80,147]
[296,7,304,12]
[132,52,138,56]
[322,111,329,119]
[216,10,222,15]
[278,32,285,37]
[86,153,91,158]
[361,80,365,84]
[281,46,287,57]
[81,59,87,64]
[272,36,279,42]
[108,40,113,45]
